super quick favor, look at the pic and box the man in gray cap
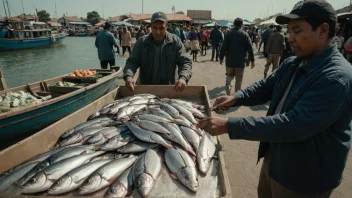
[199,0,352,197]
[95,22,119,69]
[123,11,192,92]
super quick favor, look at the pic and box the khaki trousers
[226,67,244,92]
[264,54,281,77]
[258,153,333,198]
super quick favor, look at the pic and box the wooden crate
[0,86,231,198]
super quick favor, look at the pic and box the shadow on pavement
[208,86,226,99]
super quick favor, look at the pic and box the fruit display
[68,70,97,77]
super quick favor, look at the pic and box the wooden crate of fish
[0,86,232,198]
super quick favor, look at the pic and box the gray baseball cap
[151,12,168,23]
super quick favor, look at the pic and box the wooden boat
[0,67,121,150]
[0,21,66,51]
[0,86,232,198]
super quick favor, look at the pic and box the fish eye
[30,178,36,183]
[56,181,60,185]
[110,188,116,193]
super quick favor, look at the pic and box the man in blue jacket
[199,0,352,197]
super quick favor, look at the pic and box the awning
[33,22,46,25]
[218,21,232,27]
[111,21,133,27]
[204,22,216,27]
[260,18,278,26]
[47,22,62,27]
[143,19,151,23]
[69,21,91,25]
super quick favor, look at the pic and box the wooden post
[0,68,8,91]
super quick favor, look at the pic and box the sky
[0,0,350,21]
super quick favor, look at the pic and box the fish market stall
[0,86,231,198]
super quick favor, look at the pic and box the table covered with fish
[0,86,231,198]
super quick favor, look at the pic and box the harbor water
[0,37,126,88]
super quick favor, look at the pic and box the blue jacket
[95,30,118,61]
[228,46,352,193]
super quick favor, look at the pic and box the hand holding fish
[211,95,236,112]
[198,117,228,136]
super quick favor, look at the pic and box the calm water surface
[0,37,126,88]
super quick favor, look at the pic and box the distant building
[187,10,211,24]
[108,14,192,26]
[0,14,37,22]
[58,15,91,27]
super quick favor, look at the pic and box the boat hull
[0,75,119,150]
[0,35,66,50]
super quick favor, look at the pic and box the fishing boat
[75,30,87,37]
[0,21,66,51]
[0,67,121,150]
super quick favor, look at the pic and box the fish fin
[169,173,178,180]
[187,148,196,156]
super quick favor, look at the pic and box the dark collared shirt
[228,46,352,193]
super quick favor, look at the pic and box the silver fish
[105,167,133,197]
[154,102,179,118]
[21,151,105,194]
[0,146,69,179]
[134,119,171,134]
[0,162,39,192]
[61,117,113,138]
[17,145,98,186]
[164,147,199,192]
[124,122,172,148]
[86,127,128,145]
[184,106,206,119]
[100,102,120,115]
[116,104,147,120]
[99,132,136,151]
[179,126,201,152]
[48,159,112,195]
[58,127,106,147]
[135,114,173,124]
[116,141,159,153]
[133,149,161,197]
[145,107,174,120]
[130,98,155,105]
[169,103,198,124]
[197,134,216,174]
[160,123,196,156]
[87,111,101,120]
[79,156,138,195]
[91,153,130,162]
[108,101,130,115]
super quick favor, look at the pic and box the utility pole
[5,0,10,18]
[2,0,8,18]
[21,0,25,14]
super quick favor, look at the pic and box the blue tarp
[111,21,133,27]
[218,21,232,27]
[69,22,91,25]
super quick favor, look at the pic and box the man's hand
[211,95,236,112]
[219,59,223,65]
[198,117,228,136]
[173,78,186,92]
[251,61,255,69]
[125,77,135,92]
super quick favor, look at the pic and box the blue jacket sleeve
[228,79,350,142]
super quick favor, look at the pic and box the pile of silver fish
[0,91,48,113]
[0,94,217,197]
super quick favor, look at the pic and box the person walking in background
[200,27,209,56]
[210,25,223,61]
[169,23,181,39]
[261,25,274,58]
[344,33,352,63]
[179,24,186,43]
[220,18,255,95]
[118,26,123,46]
[332,31,344,52]
[136,25,145,40]
[279,32,293,65]
[95,22,119,69]
[121,27,132,57]
[123,12,192,92]
[189,26,201,62]
[264,25,285,78]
